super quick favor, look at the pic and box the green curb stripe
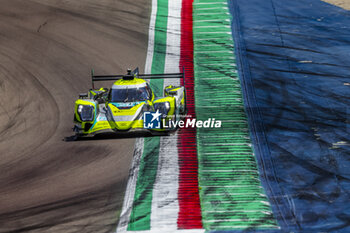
[127,0,168,230]
[127,137,160,231]
[193,0,278,230]
[150,0,168,96]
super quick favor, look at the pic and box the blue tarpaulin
[229,0,350,232]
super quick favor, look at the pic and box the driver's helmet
[138,88,148,100]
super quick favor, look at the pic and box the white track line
[145,0,158,74]
[150,0,182,230]
[150,135,180,230]
[116,0,158,232]
[163,0,181,80]
[116,138,145,232]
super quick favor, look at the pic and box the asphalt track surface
[0,1,150,232]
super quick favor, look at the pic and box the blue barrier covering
[228,0,350,232]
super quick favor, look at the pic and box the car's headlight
[78,105,94,121]
[164,102,170,109]
[78,104,84,113]
[154,102,170,117]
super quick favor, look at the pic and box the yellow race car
[73,68,186,137]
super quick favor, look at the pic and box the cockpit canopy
[110,83,152,102]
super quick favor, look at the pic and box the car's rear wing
[91,67,186,89]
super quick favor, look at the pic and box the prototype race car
[73,68,186,137]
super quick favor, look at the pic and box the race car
[73,68,186,137]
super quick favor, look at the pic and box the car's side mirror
[79,93,88,99]
[166,90,177,96]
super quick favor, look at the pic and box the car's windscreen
[110,86,152,102]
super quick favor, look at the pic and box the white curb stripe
[150,0,182,230]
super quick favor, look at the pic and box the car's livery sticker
[112,102,144,108]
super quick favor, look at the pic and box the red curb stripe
[177,0,203,229]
